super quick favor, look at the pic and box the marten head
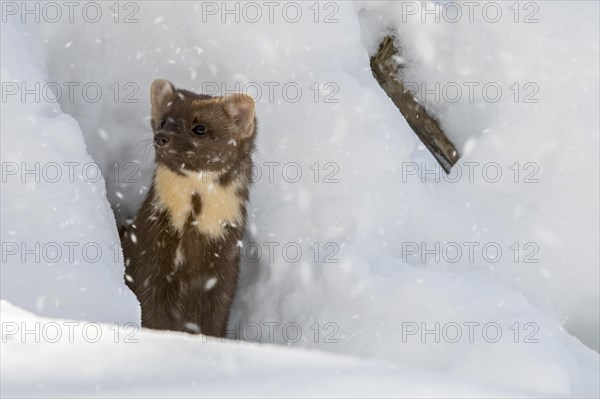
[149,79,256,174]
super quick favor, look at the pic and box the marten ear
[223,93,256,139]
[150,79,175,120]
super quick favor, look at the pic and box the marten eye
[159,119,166,129]
[192,124,206,136]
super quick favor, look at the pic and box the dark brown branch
[370,35,460,173]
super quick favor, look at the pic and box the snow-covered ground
[1,1,598,397]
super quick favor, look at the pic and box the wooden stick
[370,35,460,173]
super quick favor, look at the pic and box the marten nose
[154,133,170,147]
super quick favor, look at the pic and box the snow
[3,301,536,398]
[0,20,139,324]
[1,1,598,397]
[355,0,600,351]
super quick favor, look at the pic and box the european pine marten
[121,79,256,337]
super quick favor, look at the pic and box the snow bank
[2,300,528,398]
[355,0,600,351]
[0,21,139,324]
[1,0,598,397]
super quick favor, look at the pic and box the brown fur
[121,79,256,337]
